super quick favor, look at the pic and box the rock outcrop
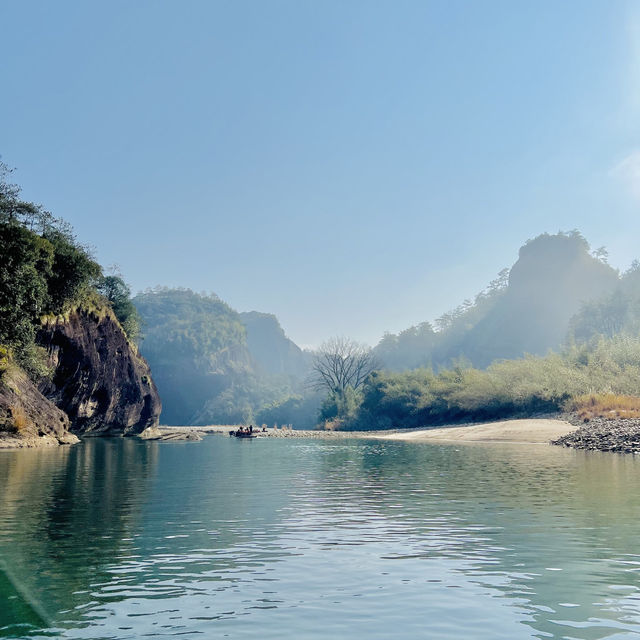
[0,365,79,448]
[37,307,161,436]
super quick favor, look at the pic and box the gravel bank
[552,415,640,454]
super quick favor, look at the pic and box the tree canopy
[311,337,379,395]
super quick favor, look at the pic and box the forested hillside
[134,289,317,426]
[239,311,312,377]
[375,232,618,371]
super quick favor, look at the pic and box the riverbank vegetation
[568,393,640,421]
[328,335,640,430]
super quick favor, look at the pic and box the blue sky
[2,0,639,347]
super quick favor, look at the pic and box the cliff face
[37,308,161,436]
[0,366,78,448]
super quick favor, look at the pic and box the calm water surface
[1,436,640,639]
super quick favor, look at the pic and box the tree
[0,159,103,375]
[311,336,379,395]
[0,224,53,355]
[97,274,141,342]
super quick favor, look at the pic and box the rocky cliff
[0,365,78,448]
[36,307,161,436]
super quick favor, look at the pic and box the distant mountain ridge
[134,231,627,426]
[375,231,620,371]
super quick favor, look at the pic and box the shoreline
[160,418,578,444]
[7,416,638,452]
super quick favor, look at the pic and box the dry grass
[321,419,344,431]
[10,405,29,432]
[568,393,640,420]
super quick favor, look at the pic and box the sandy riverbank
[374,418,576,444]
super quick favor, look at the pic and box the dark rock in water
[552,415,640,454]
[0,365,78,448]
[37,307,161,436]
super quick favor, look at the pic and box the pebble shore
[552,415,640,454]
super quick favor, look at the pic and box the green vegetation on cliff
[0,163,141,378]
[0,163,101,375]
[0,162,158,441]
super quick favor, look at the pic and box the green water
[1,436,640,639]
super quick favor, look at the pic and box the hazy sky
[2,1,639,347]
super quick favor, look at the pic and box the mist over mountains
[375,231,619,371]
[133,288,316,426]
[133,231,639,427]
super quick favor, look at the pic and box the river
[1,436,640,639]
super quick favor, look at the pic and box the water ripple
[2,438,640,638]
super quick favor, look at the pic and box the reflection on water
[1,437,640,638]
[0,439,158,632]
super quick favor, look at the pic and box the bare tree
[310,336,379,394]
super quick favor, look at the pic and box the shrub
[350,334,640,430]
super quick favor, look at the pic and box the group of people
[230,425,267,437]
